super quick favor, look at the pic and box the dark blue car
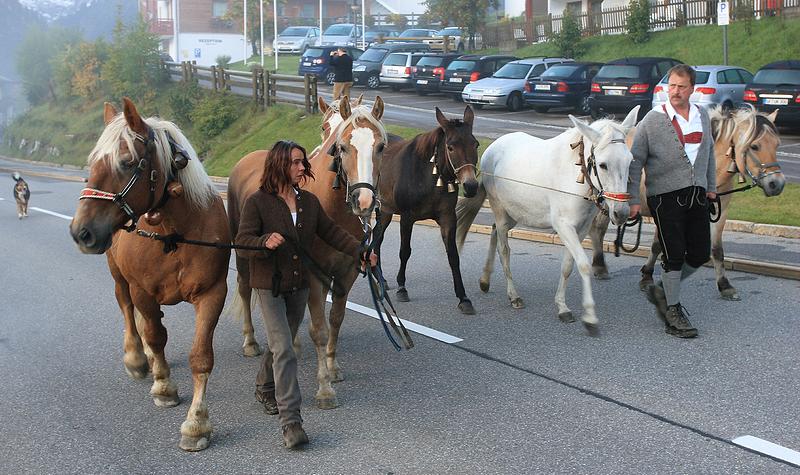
[297,45,363,85]
[523,62,602,114]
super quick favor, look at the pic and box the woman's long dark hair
[259,140,314,193]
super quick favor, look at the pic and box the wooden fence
[163,61,319,114]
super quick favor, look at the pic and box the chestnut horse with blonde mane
[228,95,386,409]
[69,98,230,451]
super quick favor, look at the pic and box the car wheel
[507,92,523,112]
[590,106,602,120]
[367,75,380,89]
[533,105,549,113]
[325,72,335,86]
[574,94,591,115]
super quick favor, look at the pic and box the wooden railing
[162,61,319,114]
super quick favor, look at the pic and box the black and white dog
[12,172,30,219]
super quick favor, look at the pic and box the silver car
[462,57,572,111]
[273,26,319,54]
[320,23,363,47]
[380,52,427,91]
[652,65,755,111]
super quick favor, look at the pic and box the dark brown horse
[228,95,386,409]
[374,106,480,314]
[69,98,230,451]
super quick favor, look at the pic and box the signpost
[718,1,730,65]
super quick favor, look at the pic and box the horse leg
[374,211,394,290]
[236,256,262,357]
[554,250,576,324]
[589,213,611,280]
[639,237,660,291]
[179,282,225,451]
[395,215,413,302]
[479,224,498,293]
[712,212,739,300]
[327,268,358,382]
[438,213,474,314]
[108,255,148,379]
[493,208,523,309]
[554,222,599,336]
[306,276,337,409]
[131,291,180,408]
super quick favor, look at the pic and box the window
[529,63,546,78]
[738,69,754,83]
[596,65,640,80]
[657,61,673,77]
[302,4,314,17]
[212,0,227,18]
[717,71,728,84]
[723,69,742,84]
[542,64,581,78]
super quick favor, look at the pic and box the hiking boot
[255,390,278,415]
[664,304,698,338]
[645,283,668,324]
[282,422,309,449]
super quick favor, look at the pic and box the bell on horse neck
[332,174,342,190]
[429,155,435,163]
[173,152,189,170]
[726,160,738,174]
[447,183,457,193]
[436,177,445,187]
[738,173,746,184]
[576,172,585,184]
[431,164,438,175]
[328,158,339,172]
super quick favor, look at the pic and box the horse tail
[455,180,486,253]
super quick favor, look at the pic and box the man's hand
[360,251,379,271]
[629,204,641,218]
[706,191,717,200]
[264,233,285,250]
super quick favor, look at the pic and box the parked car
[352,42,430,89]
[379,52,428,90]
[589,57,682,119]
[320,23,363,47]
[433,27,468,53]
[273,26,320,54]
[652,65,754,111]
[743,60,800,125]
[364,26,400,46]
[523,61,603,114]
[387,28,440,44]
[412,53,463,95]
[440,54,519,101]
[462,57,573,111]
[298,45,363,85]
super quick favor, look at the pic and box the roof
[761,60,800,69]
[457,54,519,61]
[515,57,571,64]
[373,0,428,14]
[607,57,680,64]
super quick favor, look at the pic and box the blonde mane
[335,105,388,144]
[709,104,780,151]
[88,114,217,209]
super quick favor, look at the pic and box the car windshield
[447,60,476,71]
[400,29,430,37]
[383,53,408,66]
[324,25,353,35]
[303,48,325,58]
[493,63,532,79]
[541,64,581,78]
[595,65,641,80]
[753,69,800,86]
[417,56,444,67]
[360,48,389,62]
[438,28,461,36]
[658,71,710,84]
[281,27,309,36]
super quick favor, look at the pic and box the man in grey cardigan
[628,64,716,338]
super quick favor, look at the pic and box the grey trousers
[255,288,309,427]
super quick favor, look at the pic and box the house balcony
[150,18,174,36]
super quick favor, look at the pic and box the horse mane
[568,118,620,150]
[88,114,217,210]
[709,104,780,150]
[335,105,388,144]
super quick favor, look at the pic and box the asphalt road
[1,169,799,473]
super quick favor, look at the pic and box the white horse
[455,107,639,335]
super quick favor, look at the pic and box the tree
[386,13,409,30]
[52,40,108,100]
[550,8,583,59]
[102,18,163,104]
[225,0,286,59]
[15,25,82,104]
[627,0,651,44]
[424,0,500,49]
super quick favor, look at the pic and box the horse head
[70,97,214,254]
[712,105,784,197]
[569,106,639,226]
[435,106,479,197]
[328,94,386,218]
[318,94,364,141]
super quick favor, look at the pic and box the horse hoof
[179,434,210,452]
[316,395,339,410]
[583,321,600,337]
[720,289,741,301]
[479,280,490,293]
[593,267,610,280]
[510,297,525,309]
[153,394,180,408]
[243,342,263,357]
[458,300,476,315]
[396,288,410,302]
[124,364,149,380]
[558,311,575,323]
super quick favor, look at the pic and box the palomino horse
[228,95,386,409]
[373,106,480,314]
[455,107,640,335]
[588,106,784,300]
[69,98,230,451]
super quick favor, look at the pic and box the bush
[550,8,583,59]
[190,92,243,141]
[166,83,202,124]
[627,0,651,44]
[216,54,231,68]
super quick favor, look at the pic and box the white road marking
[732,435,800,467]
[326,294,463,344]
[777,151,800,159]
[30,207,73,221]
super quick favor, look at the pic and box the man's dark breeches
[648,186,711,272]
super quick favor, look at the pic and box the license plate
[416,79,428,84]
[606,89,624,96]
[763,98,788,105]
[386,68,398,75]
[449,77,462,83]
[534,84,550,91]
[302,62,311,66]
[470,94,483,101]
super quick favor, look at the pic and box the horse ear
[103,102,118,125]
[463,105,474,127]
[371,96,384,120]
[569,115,601,144]
[766,109,779,124]
[355,93,364,106]
[318,96,329,114]
[620,105,640,130]
[122,97,145,133]
[340,96,352,120]
[435,107,449,129]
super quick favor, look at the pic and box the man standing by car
[627,64,716,339]
[329,47,353,99]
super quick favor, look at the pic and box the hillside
[0,1,44,80]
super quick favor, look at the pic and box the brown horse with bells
[70,98,230,451]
